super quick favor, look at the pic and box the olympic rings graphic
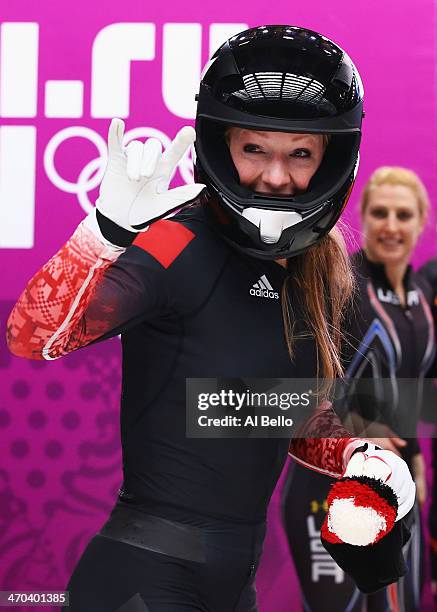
[44,125,196,215]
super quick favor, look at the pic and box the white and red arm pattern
[289,400,362,478]
[7,222,125,360]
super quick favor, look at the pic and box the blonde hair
[360,166,430,221]
[282,225,354,391]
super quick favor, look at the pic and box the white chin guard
[241,208,303,244]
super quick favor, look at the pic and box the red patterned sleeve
[7,222,126,360]
[288,400,362,478]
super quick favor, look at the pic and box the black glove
[321,510,412,594]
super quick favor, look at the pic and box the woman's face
[227,128,325,196]
[362,184,425,266]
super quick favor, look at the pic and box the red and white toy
[322,443,416,547]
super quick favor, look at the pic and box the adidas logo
[249,275,279,299]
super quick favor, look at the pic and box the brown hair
[223,127,351,388]
[281,224,354,390]
[360,166,430,221]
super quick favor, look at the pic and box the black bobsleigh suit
[67,205,299,612]
[9,204,354,612]
[282,250,435,612]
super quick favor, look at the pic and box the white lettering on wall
[0,127,36,247]
[0,23,39,117]
[91,23,156,118]
[162,23,202,120]
[161,23,248,119]
[45,81,84,118]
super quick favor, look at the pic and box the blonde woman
[283,167,434,612]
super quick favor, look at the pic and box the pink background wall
[0,1,436,609]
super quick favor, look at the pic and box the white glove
[343,442,416,521]
[95,118,205,232]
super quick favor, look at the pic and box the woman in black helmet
[7,25,414,612]
[194,25,362,261]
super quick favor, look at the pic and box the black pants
[64,501,266,611]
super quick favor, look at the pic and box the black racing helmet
[194,25,364,260]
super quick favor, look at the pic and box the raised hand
[96,118,205,232]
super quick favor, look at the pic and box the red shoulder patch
[133,220,195,269]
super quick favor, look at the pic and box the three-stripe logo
[249,275,279,299]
